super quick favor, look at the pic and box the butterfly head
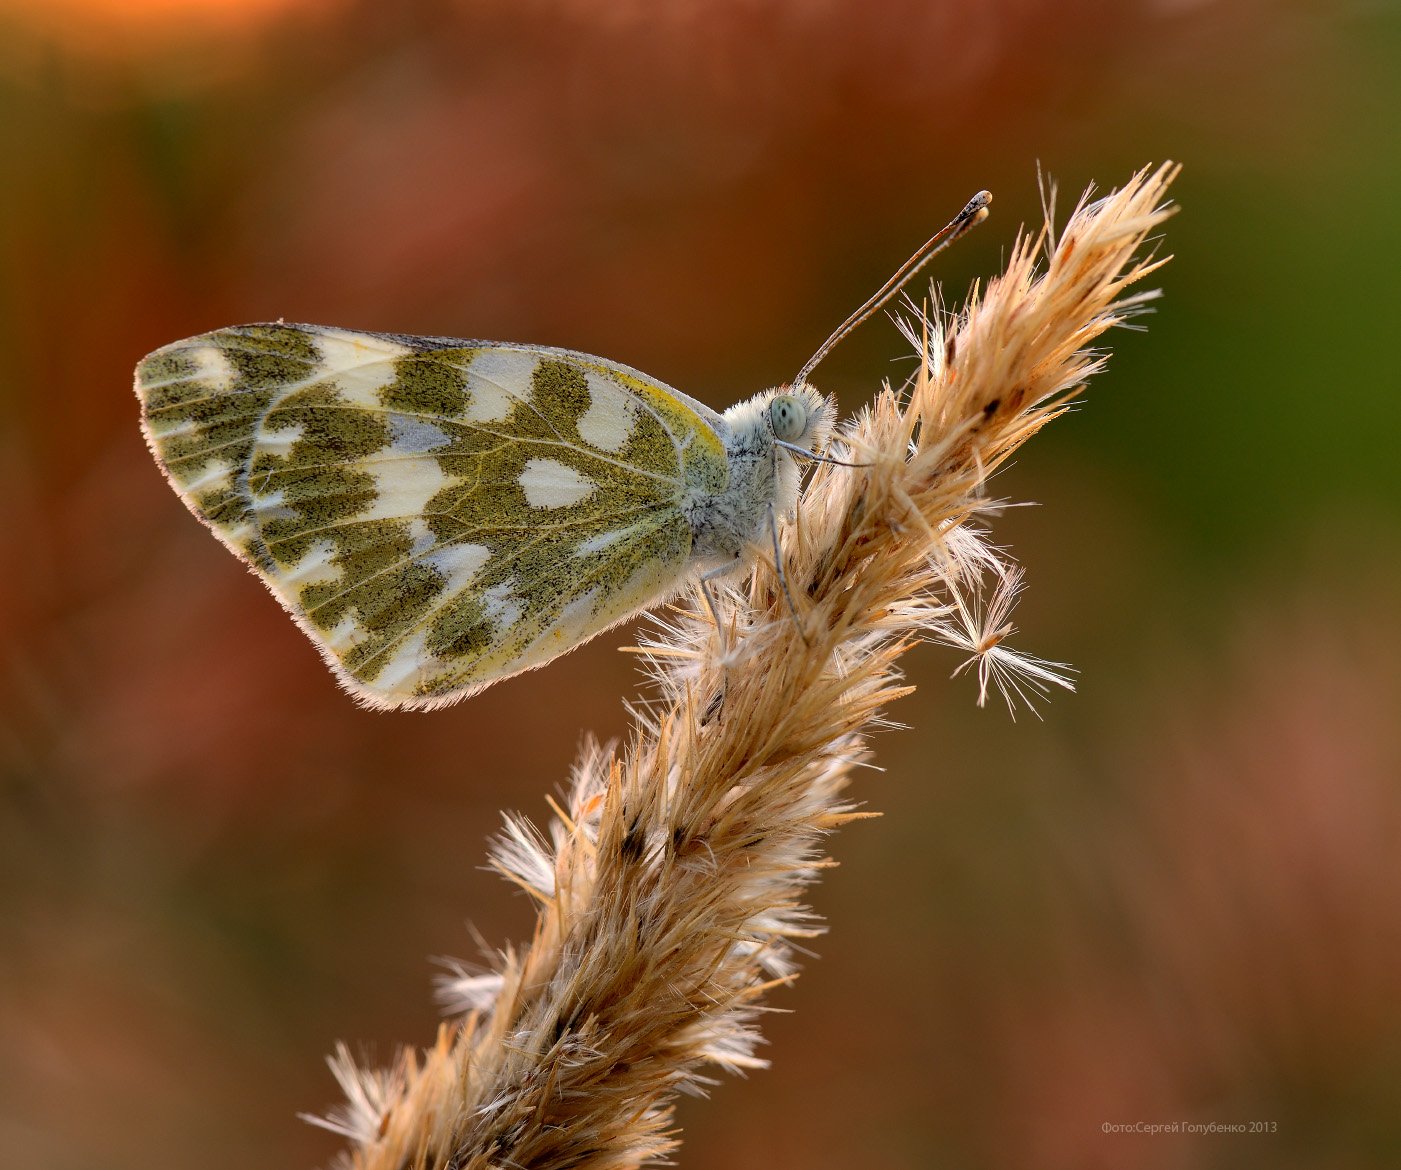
[766,383,836,455]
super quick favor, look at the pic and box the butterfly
[133,193,989,710]
[135,325,835,709]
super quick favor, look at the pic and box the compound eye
[769,395,808,443]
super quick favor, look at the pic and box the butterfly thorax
[682,388,822,571]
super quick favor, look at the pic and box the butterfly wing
[135,323,729,708]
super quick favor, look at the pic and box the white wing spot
[389,415,452,452]
[188,345,236,392]
[280,537,342,589]
[183,458,234,494]
[465,350,537,422]
[254,419,304,455]
[519,458,596,509]
[224,520,256,549]
[575,527,629,556]
[249,489,294,525]
[577,372,638,453]
[481,580,524,631]
[363,454,452,522]
[326,612,368,653]
[424,542,492,592]
[150,418,195,440]
[315,329,412,408]
[375,629,439,693]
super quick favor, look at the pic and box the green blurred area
[2,3,1399,1169]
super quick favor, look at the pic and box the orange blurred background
[3,2,1399,1168]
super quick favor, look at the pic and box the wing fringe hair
[307,163,1179,1168]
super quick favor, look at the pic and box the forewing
[135,323,728,708]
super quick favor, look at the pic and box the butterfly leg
[767,501,811,647]
[697,561,740,726]
[698,560,739,658]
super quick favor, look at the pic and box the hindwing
[135,323,730,708]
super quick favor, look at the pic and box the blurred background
[2,1,1399,1168]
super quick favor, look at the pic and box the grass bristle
[314,163,1179,1170]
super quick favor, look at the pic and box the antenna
[793,190,992,388]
